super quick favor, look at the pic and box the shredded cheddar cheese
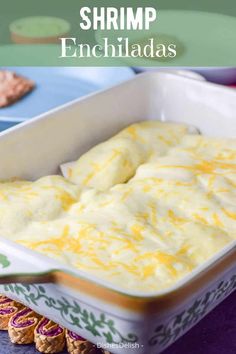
[0,121,235,293]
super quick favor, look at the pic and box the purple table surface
[163,291,236,354]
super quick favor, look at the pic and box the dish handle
[0,240,56,284]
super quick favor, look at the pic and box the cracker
[0,296,19,330]
[8,307,41,344]
[66,329,104,354]
[35,317,65,353]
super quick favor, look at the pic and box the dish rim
[1,237,235,299]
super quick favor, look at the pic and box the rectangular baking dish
[0,72,235,354]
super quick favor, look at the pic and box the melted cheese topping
[67,121,193,191]
[0,121,235,293]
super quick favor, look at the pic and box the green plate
[95,10,236,66]
[10,16,70,38]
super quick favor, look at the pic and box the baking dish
[0,72,235,353]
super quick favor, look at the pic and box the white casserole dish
[0,72,235,353]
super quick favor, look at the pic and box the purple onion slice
[0,297,13,306]
[0,307,16,315]
[67,330,85,341]
[36,318,64,337]
[9,307,37,328]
